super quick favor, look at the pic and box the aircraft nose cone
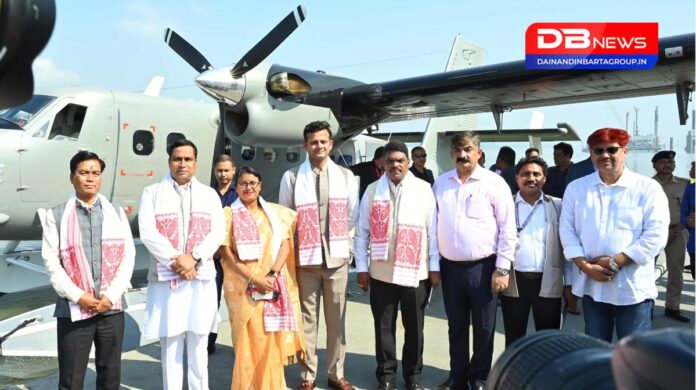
[195,67,246,105]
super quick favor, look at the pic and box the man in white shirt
[560,128,669,343]
[39,151,135,390]
[500,156,571,346]
[139,139,226,389]
[433,132,517,390]
[354,140,440,390]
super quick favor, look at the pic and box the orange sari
[222,203,305,390]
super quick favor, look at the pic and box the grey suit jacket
[503,195,567,298]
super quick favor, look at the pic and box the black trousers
[57,311,124,390]
[370,277,429,387]
[440,256,497,390]
[500,271,562,347]
[208,257,224,348]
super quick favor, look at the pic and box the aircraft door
[19,94,117,203]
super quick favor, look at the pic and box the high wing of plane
[163,5,695,153]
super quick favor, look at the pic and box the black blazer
[350,160,381,200]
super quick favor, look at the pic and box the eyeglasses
[592,147,621,155]
[237,181,259,189]
[413,153,427,158]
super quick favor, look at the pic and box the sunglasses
[592,147,621,155]
[413,153,427,158]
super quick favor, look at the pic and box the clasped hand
[252,275,276,294]
[77,293,112,313]
[584,256,615,282]
[171,254,197,280]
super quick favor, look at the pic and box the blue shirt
[217,183,238,207]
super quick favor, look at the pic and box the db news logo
[525,23,658,70]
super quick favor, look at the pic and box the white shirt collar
[515,191,544,206]
[589,166,637,188]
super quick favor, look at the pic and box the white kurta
[140,176,225,338]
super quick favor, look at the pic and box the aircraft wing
[335,33,694,134]
[368,123,582,143]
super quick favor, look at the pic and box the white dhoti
[145,279,219,390]
[161,331,209,390]
[144,279,219,338]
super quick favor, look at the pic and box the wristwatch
[608,256,620,273]
[495,267,509,276]
[267,269,278,278]
[192,251,202,263]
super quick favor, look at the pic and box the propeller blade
[164,28,212,73]
[230,5,307,77]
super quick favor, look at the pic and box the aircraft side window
[166,132,186,149]
[133,130,154,155]
[48,104,87,141]
[32,121,51,138]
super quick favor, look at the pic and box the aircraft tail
[143,76,165,96]
[422,36,486,176]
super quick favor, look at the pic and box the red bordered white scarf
[294,159,349,265]
[152,174,214,287]
[370,172,423,287]
[58,194,128,322]
[231,197,297,331]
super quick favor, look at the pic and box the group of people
[39,121,691,390]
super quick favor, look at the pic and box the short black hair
[553,142,574,158]
[497,146,516,166]
[525,147,540,156]
[237,165,262,183]
[214,154,235,166]
[383,140,409,157]
[450,131,480,148]
[167,139,198,160]
[373,146,385,160]
[514,156,548,177]
[303,121,333,141]
[70,151,105,175]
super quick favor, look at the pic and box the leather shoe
[437,378,467,390]
[377,382,396,390]
[328,377,354,390]
[665,308,691,323]
[299,380,316,390]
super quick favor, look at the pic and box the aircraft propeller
[163,28,212,73]
[229,5,306,78]
[164,5,307,102]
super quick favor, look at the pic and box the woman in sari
[220,166,305,389]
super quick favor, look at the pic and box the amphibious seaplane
[0,5,693,294]
[0,4,693,357]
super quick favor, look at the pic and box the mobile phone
[252,290,275,300]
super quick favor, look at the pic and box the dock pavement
[8,256,694,390]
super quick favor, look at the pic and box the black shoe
[437,378,468,390]
[377,382,396,390]
[665,308,691,323]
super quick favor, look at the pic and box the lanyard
[516,200,542,233]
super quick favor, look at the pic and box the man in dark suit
[489,146,518,193]
[350,146,385,200]
[409,146,435,186]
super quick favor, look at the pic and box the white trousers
[161,332,208,390]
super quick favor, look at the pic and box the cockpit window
[48,104,88,141]
[0,94,55,130]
